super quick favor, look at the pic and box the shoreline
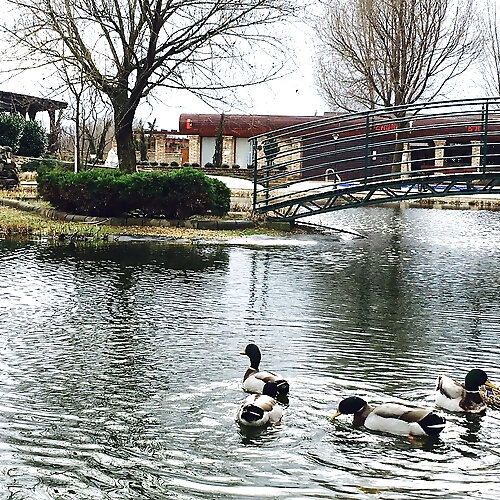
[0,197,296,243]
[2,181,499,243]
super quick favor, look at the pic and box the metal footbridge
[250,98,500,221]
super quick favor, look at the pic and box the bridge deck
[250,98,500,221]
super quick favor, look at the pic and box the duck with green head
[435,369,499,413]
[331,396,446,437]
[240,343,289,396]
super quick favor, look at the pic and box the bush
[20,158,61,172]
[221,163,230,169]
[204,162,214,169]
[232,164,241,169]
[18,120,48,157]
[37,165,129,215]
[37,166,231,218]
[0,113,48,156]
[209,178,231,215]
[0,112,25,152]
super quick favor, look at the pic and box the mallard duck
[331,396,446,437]
[435,369,499,413]
[480,384,500,409]
[240,343,289,396]
[236,381,283,427]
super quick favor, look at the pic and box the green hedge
[37,166,231,218]
[18,120,48,157]
[20,158,63,172]
[0,112,47,156]
[0,113,25,152]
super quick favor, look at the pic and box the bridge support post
[433,140,446,168]
[482,100,489,175]
[364,114,370,183]
[401,142,411,179]
[471,140,481,171]
[251,138,258,213]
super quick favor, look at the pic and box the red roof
[179,113,319,138]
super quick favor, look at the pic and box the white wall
[201,137,216,166]
[236,138,252,168]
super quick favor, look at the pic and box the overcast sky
[0,0,488,132]
[0,1,326,131]
[134,23,327,130]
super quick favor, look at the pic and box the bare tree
[3,0,294,173]
[482,0,500,96]
[315,0,479,113]
[55,65,114,171]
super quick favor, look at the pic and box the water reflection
[237,423,283,447]
[460,414,483,443]
[0,206,499,498]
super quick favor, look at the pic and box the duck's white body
[242,368,289,395]
[236,393,283,427]
[435,375,486,413]
[332,397,446,437]
[364,402,440,436]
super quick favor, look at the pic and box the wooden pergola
[0,90,68,154]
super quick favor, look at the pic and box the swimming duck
[240,343,289,396]
[331,396,446,437]
[236,381,283,427]
[435,369,499,413]
[479,384,500,409]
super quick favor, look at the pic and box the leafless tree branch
[314,0,480,113]
[2,0,296,172]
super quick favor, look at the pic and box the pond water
[0,206,500,499]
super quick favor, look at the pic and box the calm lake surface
[1,206,500,499]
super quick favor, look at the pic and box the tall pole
[252,138,258,213]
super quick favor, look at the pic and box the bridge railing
[250,97,500,215]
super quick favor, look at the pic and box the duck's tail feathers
[419,413,446,436]
[240,405,265,423]
[435,376,443,391]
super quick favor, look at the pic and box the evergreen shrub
[18,120,48,157]
[20,158,61,172]
[0,112,25,152]
[37,166,231,218]
[0,113,48,156]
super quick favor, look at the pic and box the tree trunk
[391,111,408,175]
[212,114,224,167]
[97,120,112,161]
[112,91,138,173]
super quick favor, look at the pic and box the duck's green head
[331,396,367,420]
[240,343,261,369]
[465,369,489,391]
[465,369,499,392]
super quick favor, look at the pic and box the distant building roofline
[179,113,320,138]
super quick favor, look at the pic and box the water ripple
[1,207,499,498]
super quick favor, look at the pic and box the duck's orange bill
[330,410,341,421]
[240,350,246,355]
[486,380,499,391]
